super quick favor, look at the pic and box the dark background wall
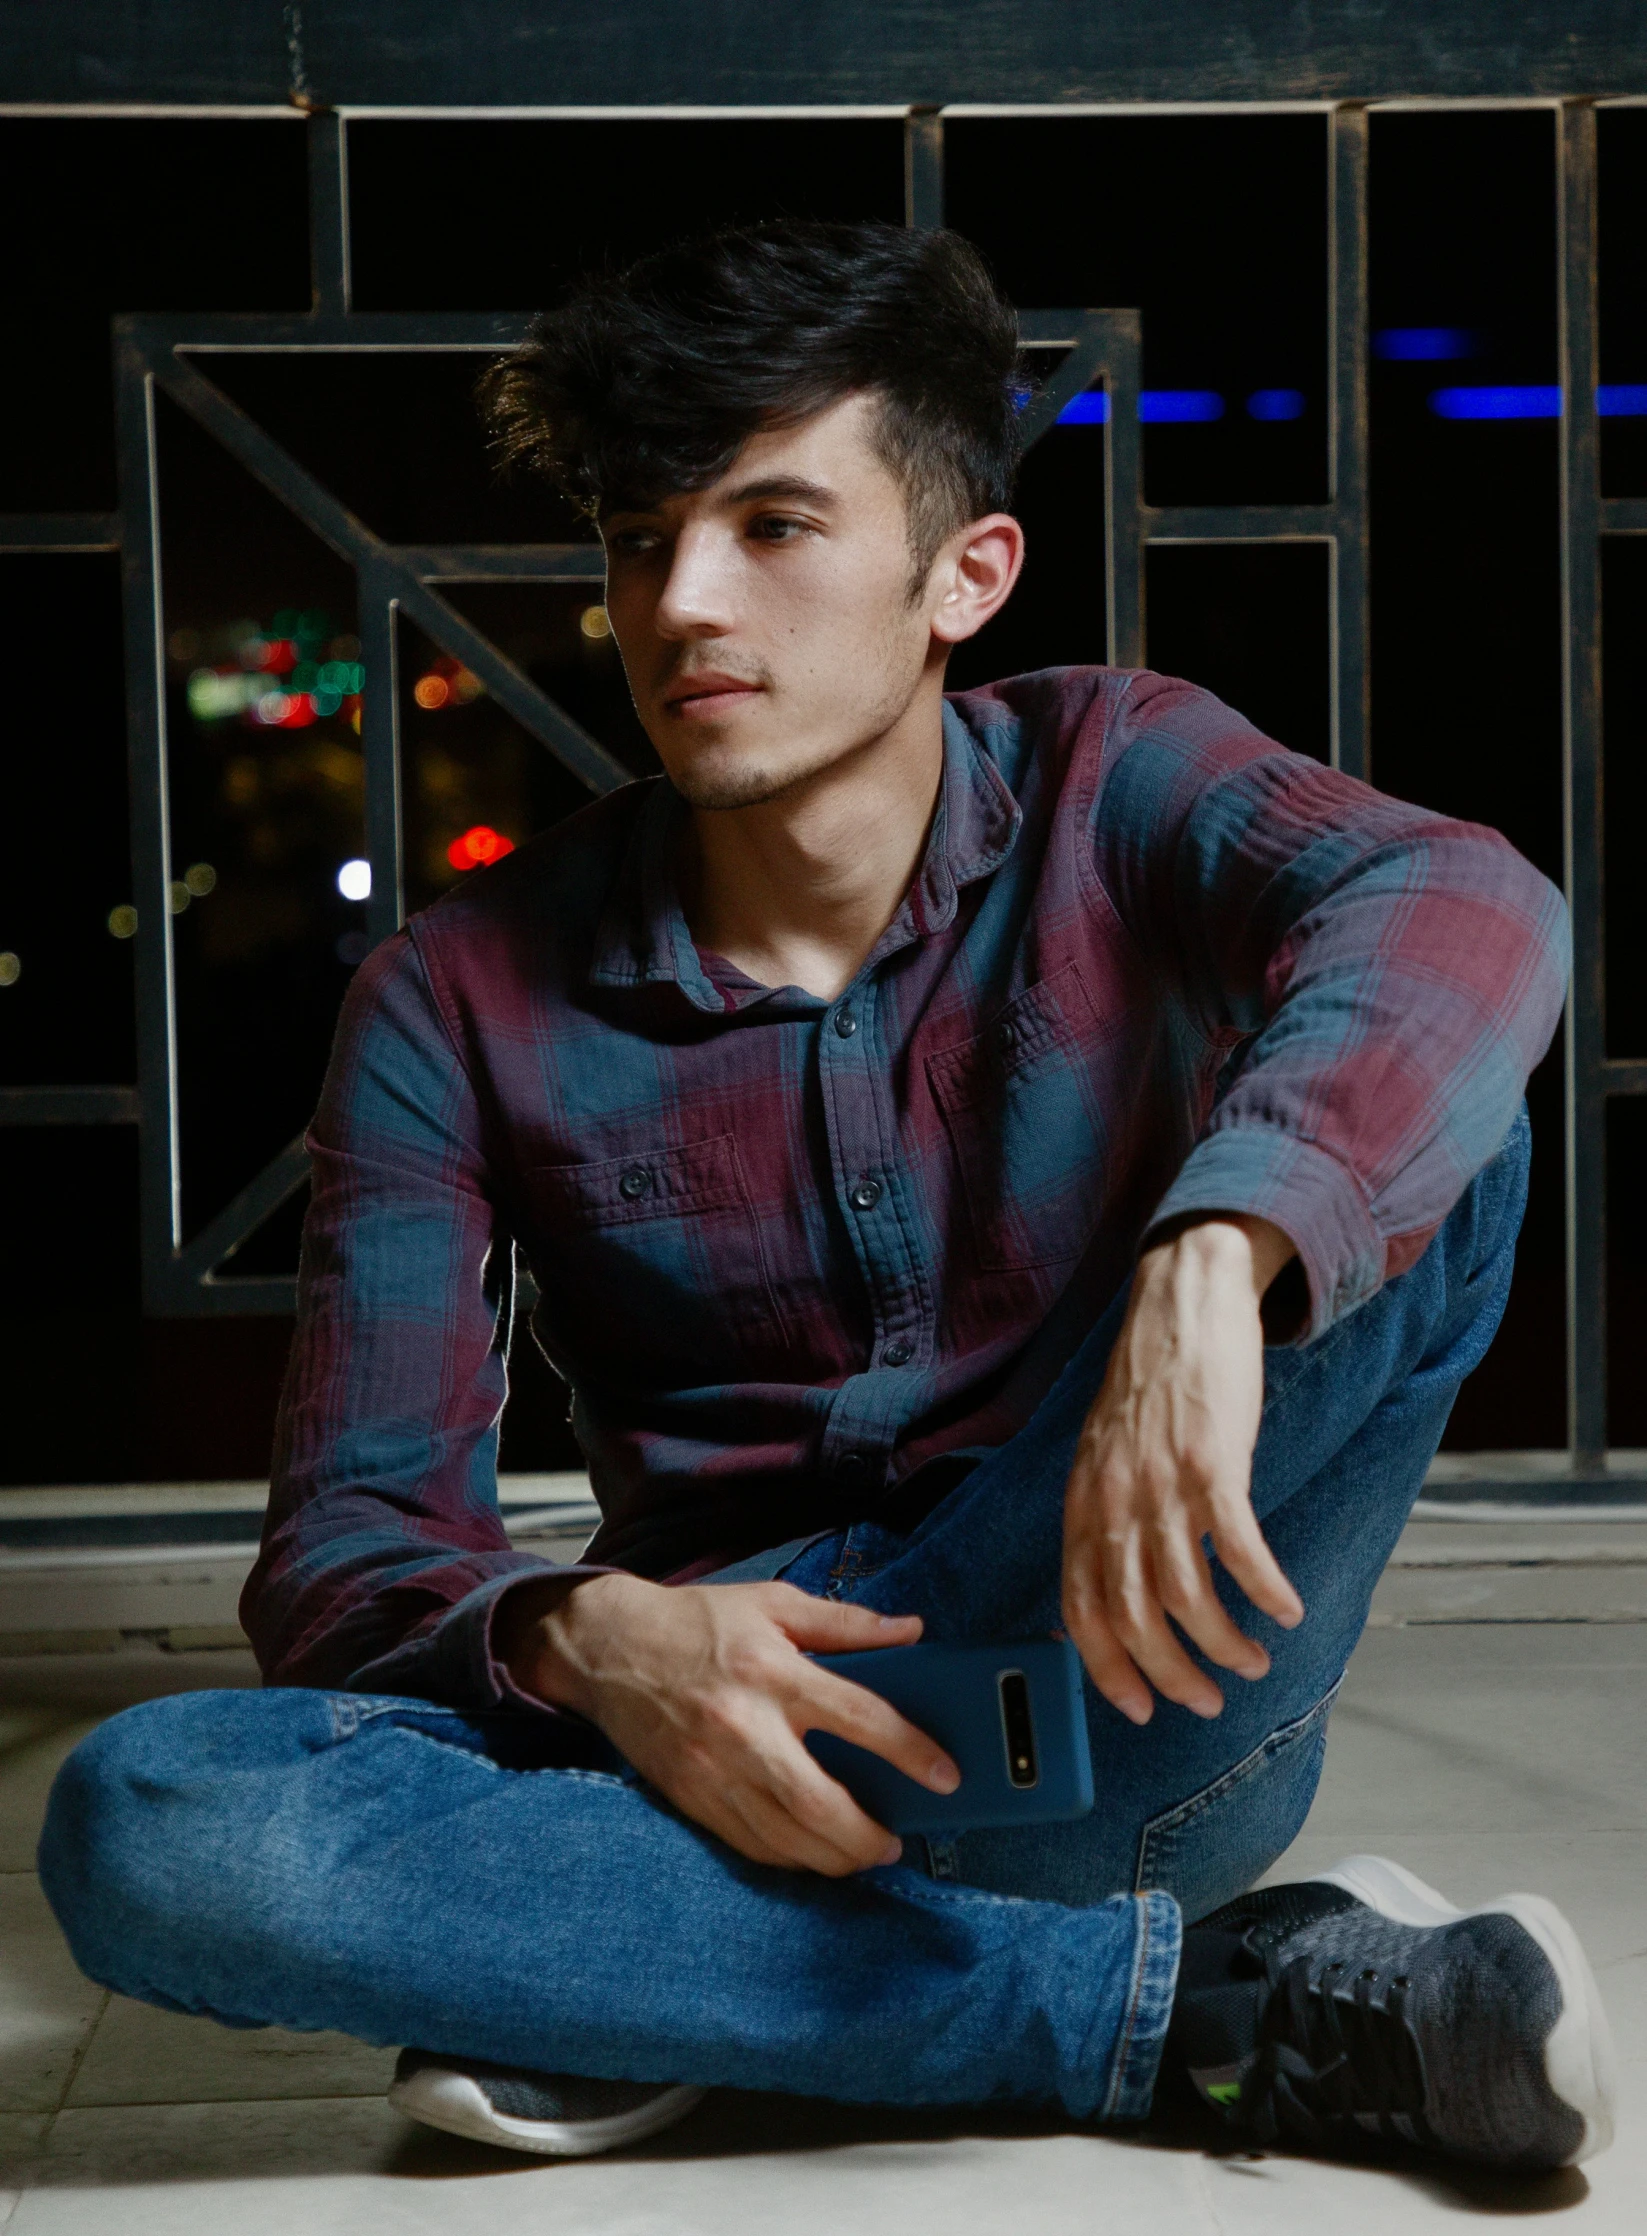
[4,2,1645,106]
[2,9,1644,1485]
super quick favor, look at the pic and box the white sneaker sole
[1314,1853,1617,2165]
[387,2066,707,2158]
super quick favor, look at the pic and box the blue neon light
[1247,388,1306,422]
[1055,390,1230,426]
[1139,389,1225,423]
[1430,385,1562,420]
[1051,381,1647,430]
[1374,327,1476,362]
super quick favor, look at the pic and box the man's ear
[929,515,1025,647]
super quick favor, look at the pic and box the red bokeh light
[446,825,516,871]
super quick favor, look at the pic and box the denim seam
[1133,1675,1344,1890]
[1259,1307,1360,1422]
[337,1719,629,1788]
[870,1870,1033,1915]
[1101,1890,1182,2122]
[344,1696,475,1728]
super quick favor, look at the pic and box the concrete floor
[0,1517,1641,2232]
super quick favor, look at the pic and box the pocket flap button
[618,1166,653,1201]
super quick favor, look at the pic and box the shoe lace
[1242,1947,1431,2152]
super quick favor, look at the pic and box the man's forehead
[602,391,895,521]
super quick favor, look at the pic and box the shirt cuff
[348,1560,617,1718]
[1142,1126,1384,1344]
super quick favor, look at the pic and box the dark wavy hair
[477,220,1021,593]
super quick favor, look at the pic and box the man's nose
[653,524,736,640]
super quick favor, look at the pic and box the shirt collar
[588,698,1022,1014]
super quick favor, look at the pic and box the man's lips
[662,675,764,718]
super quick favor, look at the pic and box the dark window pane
[0,119,309,512]
[1145,544,1331,764]
[155,392,362,1240]
[945,115,1329,507]
[0,555,133,1086]
[1603,537,1647,1059]
[199,351,595,548]
[348,118,905,311]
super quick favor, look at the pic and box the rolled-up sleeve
[1097,673,1570,1340]
[241,927,604,1708]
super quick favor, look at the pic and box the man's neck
[682,691,946,1004]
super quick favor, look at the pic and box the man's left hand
[1062,1214,1306,1724]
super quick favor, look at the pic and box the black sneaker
[388,2047,706,2156]
[1167,1853,1615,2170]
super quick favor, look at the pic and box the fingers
[1066,1496,1301,1721]
[1207,1499,1305,1629]
[703,1719,907,1877]
[1150,1520,1271,1683]
[764,1588,922,1653]
[800,1665,960,1797]
[1073,1534,1226,1719]
[1062,1581,1155,1725]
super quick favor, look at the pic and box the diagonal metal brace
[171,1134,312,1286]
[132,332,630,799]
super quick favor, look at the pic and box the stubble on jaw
[657,633,933,814]
[667,741,834,813]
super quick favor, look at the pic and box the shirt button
[834,1007,858,1038]
[834,1451,869,1481]
[618,1166,653,1201]
[849,1177,883,1211]
[883,1339,912,1367]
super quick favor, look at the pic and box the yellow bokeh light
[183,862,217,897]
[0,951,19,987]
[579,604,612,640]
[107,906,139,940]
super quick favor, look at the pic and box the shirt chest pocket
[523,1134,788,1385]
[926,962,1109,1274]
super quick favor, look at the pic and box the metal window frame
[0,97,1638,1498]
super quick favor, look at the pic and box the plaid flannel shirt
[244,666,1568,1710]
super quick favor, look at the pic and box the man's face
[600,393,953,810]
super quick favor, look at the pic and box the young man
[43,222,1612,2174]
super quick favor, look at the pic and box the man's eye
[607,528,660,557]
[748,515,807,542]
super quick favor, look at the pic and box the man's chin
[670,764,795,811]
[659,738,830,812]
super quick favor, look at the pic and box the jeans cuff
[1103,1889,1182,2122]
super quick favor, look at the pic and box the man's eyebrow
[600,474,839,526]
[721,474,839,508]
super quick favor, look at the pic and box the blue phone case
[806,1638,1094,1835]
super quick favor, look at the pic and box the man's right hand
[496,1571,960,1877]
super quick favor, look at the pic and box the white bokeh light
[337,859,372,902]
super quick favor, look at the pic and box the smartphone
[805,1638,1094,1836]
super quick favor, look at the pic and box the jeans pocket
[1133,1679,1341,1924]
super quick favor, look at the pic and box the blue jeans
[39,1112,1529,2123]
